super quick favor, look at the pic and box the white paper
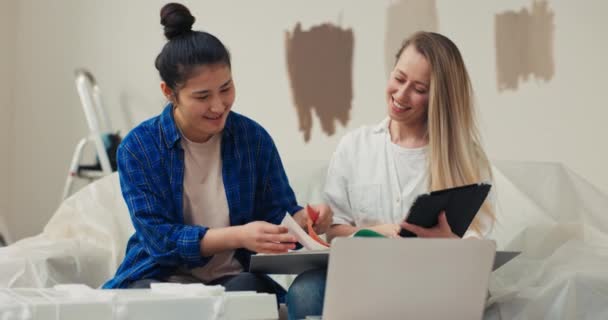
[280,214,328,251]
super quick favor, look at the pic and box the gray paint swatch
[495,1,555,91]
[385,0,438,77]
[285,23,354,142]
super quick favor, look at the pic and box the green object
[353,229,386,238]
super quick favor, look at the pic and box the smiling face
[162,63,235,143]
[386,45,431,127]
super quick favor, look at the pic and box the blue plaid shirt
[103,105,301,288]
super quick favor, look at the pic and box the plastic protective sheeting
[485,161,608,319]
[0,284,278,320]
[0,174,132,288]
[1,161,608,319]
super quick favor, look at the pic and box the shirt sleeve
[117,138,211,268]
[254,133,302,225]
[464,166,497,239]
[463,207,493,239]
[323,137,356,226]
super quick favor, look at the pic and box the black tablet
[399,183,492,238]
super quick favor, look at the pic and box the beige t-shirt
[177,133,243,283]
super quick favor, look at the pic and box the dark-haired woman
[102,3,332,301]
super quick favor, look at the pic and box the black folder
[399,183,492,238]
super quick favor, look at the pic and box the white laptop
[321,238,496,320]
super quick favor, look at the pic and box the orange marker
[306,205,330,247]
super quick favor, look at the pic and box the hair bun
[160,3,195,40]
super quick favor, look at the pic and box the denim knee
[286,269,327,320]
[288,269,327,297]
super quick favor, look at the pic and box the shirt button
[396,198,400,203]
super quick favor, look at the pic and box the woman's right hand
[238,221,298,254]
[367,223,401,238]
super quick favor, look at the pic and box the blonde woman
[285,31,495,320]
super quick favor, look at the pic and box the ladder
[61,69,120,200]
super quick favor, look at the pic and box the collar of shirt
[160,103,234,150]
[372,117,391,134]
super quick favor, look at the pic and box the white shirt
[179,133,242,283]
[323,118,493,238]
[391,141,428,216]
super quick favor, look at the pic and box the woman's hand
[238,221,297,254]
[294,204,333,235]
[308,204,333,234]
[400,211,459,238]
[367,223,401,238]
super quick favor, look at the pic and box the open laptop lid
[322,238,496,320]
[248,249,517,274]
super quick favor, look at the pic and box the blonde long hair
[396,32,494,234]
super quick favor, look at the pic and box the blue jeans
[286,269,327,320]
[128,272,286,304]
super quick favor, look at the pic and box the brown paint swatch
[495,1,555,91]
[285,23,354,142]
[385,0,439,77]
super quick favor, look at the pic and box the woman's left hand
[400,211,459,238]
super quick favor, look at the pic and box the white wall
[0,0,17,243]
[6,0,608,240]
[438,0,608,195]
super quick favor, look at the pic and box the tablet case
[399,183,492,238]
